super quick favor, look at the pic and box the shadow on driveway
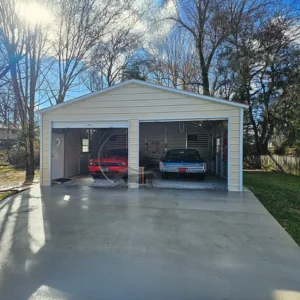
[0,185,300,300]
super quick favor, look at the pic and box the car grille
[95,171,120,175]
[100,162,124,166]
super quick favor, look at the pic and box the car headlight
[159,162,164,168]
[119,162,126,166]
[89,162,99,166]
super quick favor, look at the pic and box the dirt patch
[0,166,39,191]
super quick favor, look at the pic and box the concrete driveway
[0,186,299,300]
[63,171,227,190]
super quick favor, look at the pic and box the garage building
[38,80,247,191]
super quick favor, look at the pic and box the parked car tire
[92,175,99,179]
[161,172,168,179]
[197,173,205,181]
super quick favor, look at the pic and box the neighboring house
[38,80,248,191]
[0,124,19,141]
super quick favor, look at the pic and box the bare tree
[162,0,271,95]
[0,46,9,82]
[226,18,300,154]
[0,0,49,177]
[82,3,147,91]
[82,69,105,92]
[47,0,131,104]
[0,84,16,125]
[91,30,142,88]
[148,30,201,92]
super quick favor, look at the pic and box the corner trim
[239,108,244,191]
[227,117,231,191]
[39,114,43,185]
[49,121,52,186]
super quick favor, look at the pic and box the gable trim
[38,80,248,114]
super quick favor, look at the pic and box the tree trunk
[258,141,269,155]
[7,45,35,178]
[26,134,35,177]
[201,67,210,96]
[27,98,35,177]
[196,42,210,96]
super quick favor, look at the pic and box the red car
[89,149,128,178]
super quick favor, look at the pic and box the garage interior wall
[40,82,244,191]
[64,129,81,178]
[139,122,210,162]
[54,128,128,179]
[139,121,228,179]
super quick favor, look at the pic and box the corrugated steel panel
[108,134,127,149]
[42,83,240,190]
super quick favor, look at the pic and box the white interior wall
[64,129,81,178]
[90,128,128,158]
[212,123,228,179]
[186,124,210,161]
[139,122,210,163]
[139,122,187,164]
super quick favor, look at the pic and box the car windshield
[106,149,128,157]
[166,149,201,159]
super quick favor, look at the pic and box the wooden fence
[244,155,300,176]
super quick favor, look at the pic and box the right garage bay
[139,120,228,190]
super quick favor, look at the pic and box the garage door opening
[139,120,228,190]
[51,127,129,187]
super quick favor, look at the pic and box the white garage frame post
[49,121,53,186]
[39,114,43,185]
[227,117,231,191]
[128,119,139,188]
[48,120,129,186]
[220,127,224,178]
[138,116,231,191]
[239,109,244,191]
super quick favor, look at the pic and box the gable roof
[38,80,248,114]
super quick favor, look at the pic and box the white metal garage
[38,80,248,191]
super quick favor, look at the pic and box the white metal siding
[52,120,128,128]
[128,119,139,188]
[41,83,242,190]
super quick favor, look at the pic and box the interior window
[82,139,89,153]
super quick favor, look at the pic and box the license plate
[101,167,109,172]
[178,168,186,173]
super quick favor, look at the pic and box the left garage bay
[51,126,129,184]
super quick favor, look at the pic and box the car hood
[90,156,128,162]
[161,157,204,163]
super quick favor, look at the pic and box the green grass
[244,171,300,246]
[0,166,20,202]
[0,165,18,172]
[0,191,18,201]
[0,165,38,202]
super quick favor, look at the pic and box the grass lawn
[0,191,18,201]
[0,165,27,182]
[244,171,300,246]
[0,165,39,201]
